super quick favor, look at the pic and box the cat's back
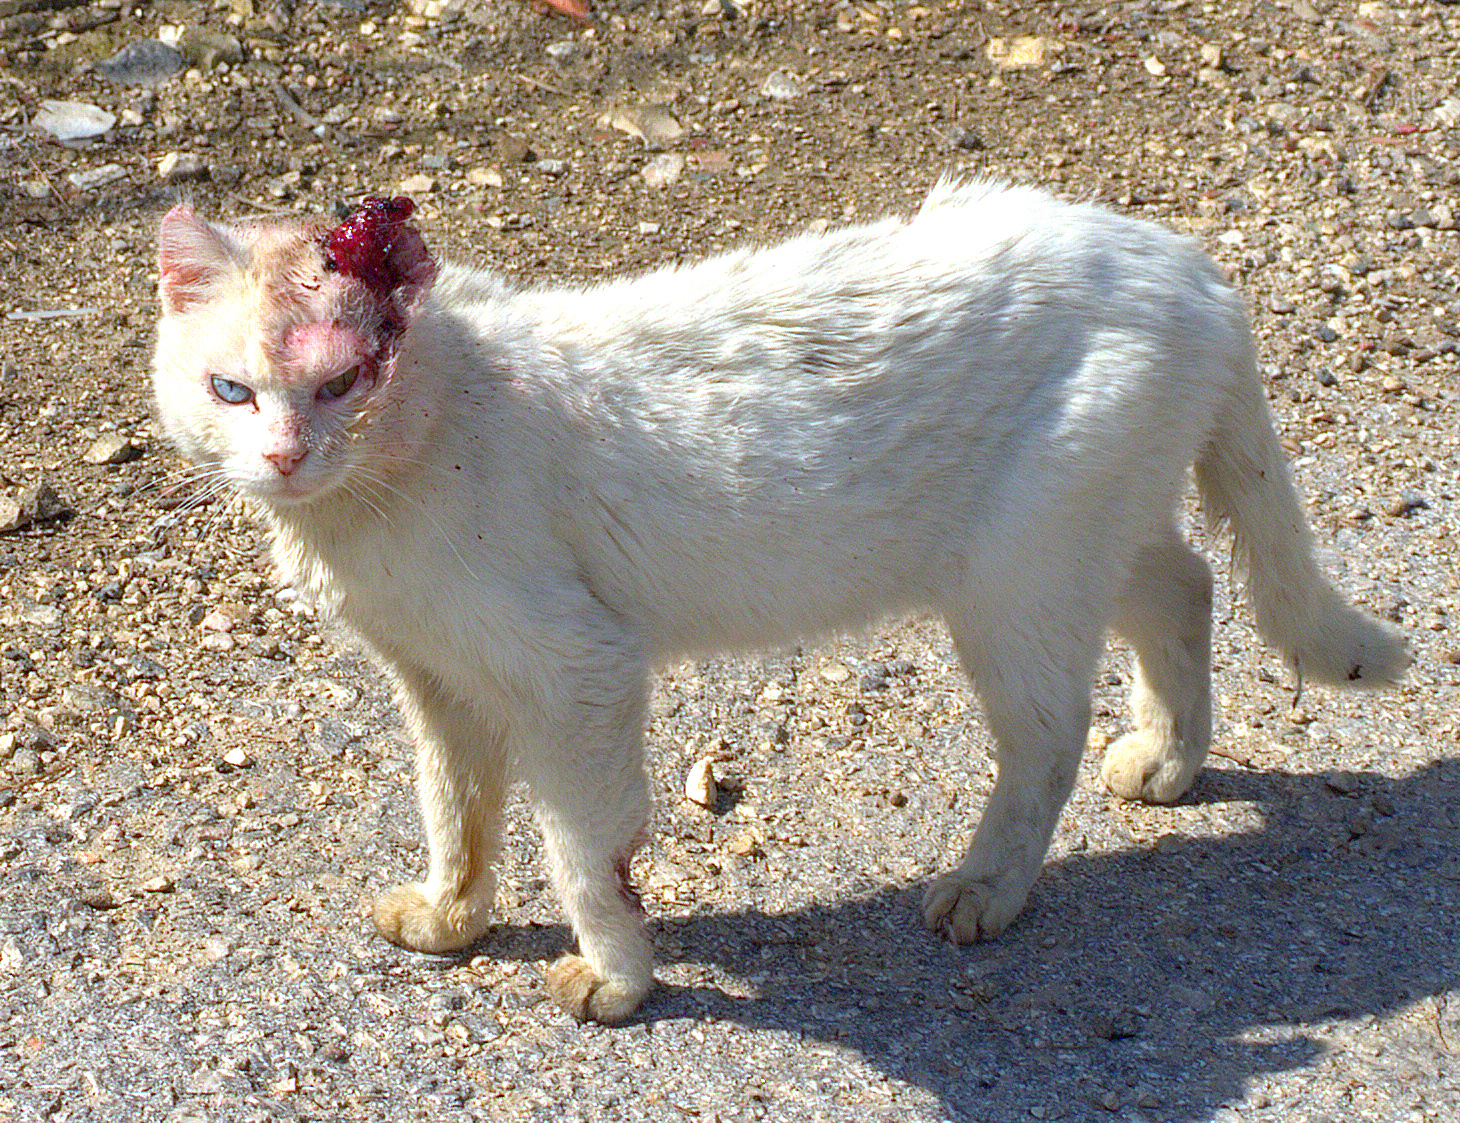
[454,180,1234,368]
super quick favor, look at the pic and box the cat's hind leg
[374,666,507,954]
[924,540,1109,943]
[515,631,656,1024]
[1100,526,1214,804]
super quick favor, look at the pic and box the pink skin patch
[263,413,308,476]
[613,827,650,916]
[281,321,375,390]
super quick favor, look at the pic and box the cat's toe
[372,882,491,953]
[546,954,651,1024]
[922,871,1025,944]
[1100,731,1194,804]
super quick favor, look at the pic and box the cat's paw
[922,871,1028,944]
[546,954,651,1024]
[1100,731,1196,804]
[373,882,492,953]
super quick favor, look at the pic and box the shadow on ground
[600,758,1460,1120]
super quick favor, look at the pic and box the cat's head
[152,199,439,511]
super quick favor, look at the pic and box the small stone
[94,40,184,88]
[535,158,569,177]
[985,36,1058,70]
[496,135,533,163]
[158,152,207,184]
[760,71,803,100]
[641,152,685,188]
[466,166,503,188]
[79,887,117,910]
[1432,98,1460,128]
[1324,771,1359,795]
[33,100,116,141]
[373,106,403,125]
[0,478,69,534]
[638,221,662,235]
[1385,493,1426,517]
[83,433,138,465]
[141,875,175,893]
[8,749,42,777]
[819,663,852,684]
[222,747,252,770]
[727,832,759,857]
[684,757,717,807]
[1199,42,1223,69]
[1143,56,1167,77]
[178,29,244,70]
[545,40,575,63]
[67,165,128,192]
[398,173,436,194]
[200,609,236,633]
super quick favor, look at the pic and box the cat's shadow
[434,758,1459,1122]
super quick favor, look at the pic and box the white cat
[153,180,1407,1023]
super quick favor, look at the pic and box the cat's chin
[235,472,348,512]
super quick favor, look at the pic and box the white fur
[153,179,1407,1023]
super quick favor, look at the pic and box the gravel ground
[2,0,1458,1120]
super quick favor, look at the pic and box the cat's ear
[158,205,243,315]
[384,225,438,319]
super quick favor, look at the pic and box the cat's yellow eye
[320,367,359,400]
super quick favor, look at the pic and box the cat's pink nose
[265,449,305,475]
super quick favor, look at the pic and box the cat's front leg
[374,664,507,954]
[515,640,656,1024]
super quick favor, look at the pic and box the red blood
[322,196,416,292]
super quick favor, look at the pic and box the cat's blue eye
[210,375,254,406]
[319,366,359,401]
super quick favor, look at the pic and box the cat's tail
[1194,349,1409,689]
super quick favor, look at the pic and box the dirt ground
[2,1,1458,1121]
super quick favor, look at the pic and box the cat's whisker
[343,479,393,527]
[349,468,483,583]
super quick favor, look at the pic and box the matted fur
[153,180,1407,1023]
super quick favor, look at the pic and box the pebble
[178,29,243,70]
[760,71,803,100]
[199,609,236,633]
[466,166,503,187]
[33,100,116,142]
[819,662,852,684]
[684,757,717,807]
[398,173,436,194]
[600,103,684,150]
[221,747,252,769]
[1385,493,1426,518]
[641,152,685,188]
[66,165,128,192]
[82,432,138,465]
[157,152,207,184]
[1432,97,1460,127]
[0,478,69,534]
[727,831,760,857]
[535,159,569,177]
[985,36,1057,70]
[94,40,184,88]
